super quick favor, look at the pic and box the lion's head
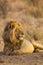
[4,21,24,46]
[9,21,24,44]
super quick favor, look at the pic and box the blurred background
[0,0,43,51]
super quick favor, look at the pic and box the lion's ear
[8,24,11,29]
[8,23,15,29]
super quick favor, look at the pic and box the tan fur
[14,39,34,55]
[4,21,24,44]
[3,21,43,55]
[3,21,25,55]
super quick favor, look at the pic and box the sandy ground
[0,53,43,65]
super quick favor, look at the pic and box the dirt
[0,53,43,65]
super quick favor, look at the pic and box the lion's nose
[22,33,24,35]
[21,32,24,35]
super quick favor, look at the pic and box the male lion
[3,21,43,55]
[3,21,34,55]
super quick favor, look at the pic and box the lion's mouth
[19,35,24,40]
[16,35,24,41]
[19,37,24,40]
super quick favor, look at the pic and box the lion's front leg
[13,39,34,55]
[12,50,23,55]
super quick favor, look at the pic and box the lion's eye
[18,23,20,26]
[15,28,19,32]
[15,28,21,35]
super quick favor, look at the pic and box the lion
[3,21,34,55]
[3,21,43,55]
